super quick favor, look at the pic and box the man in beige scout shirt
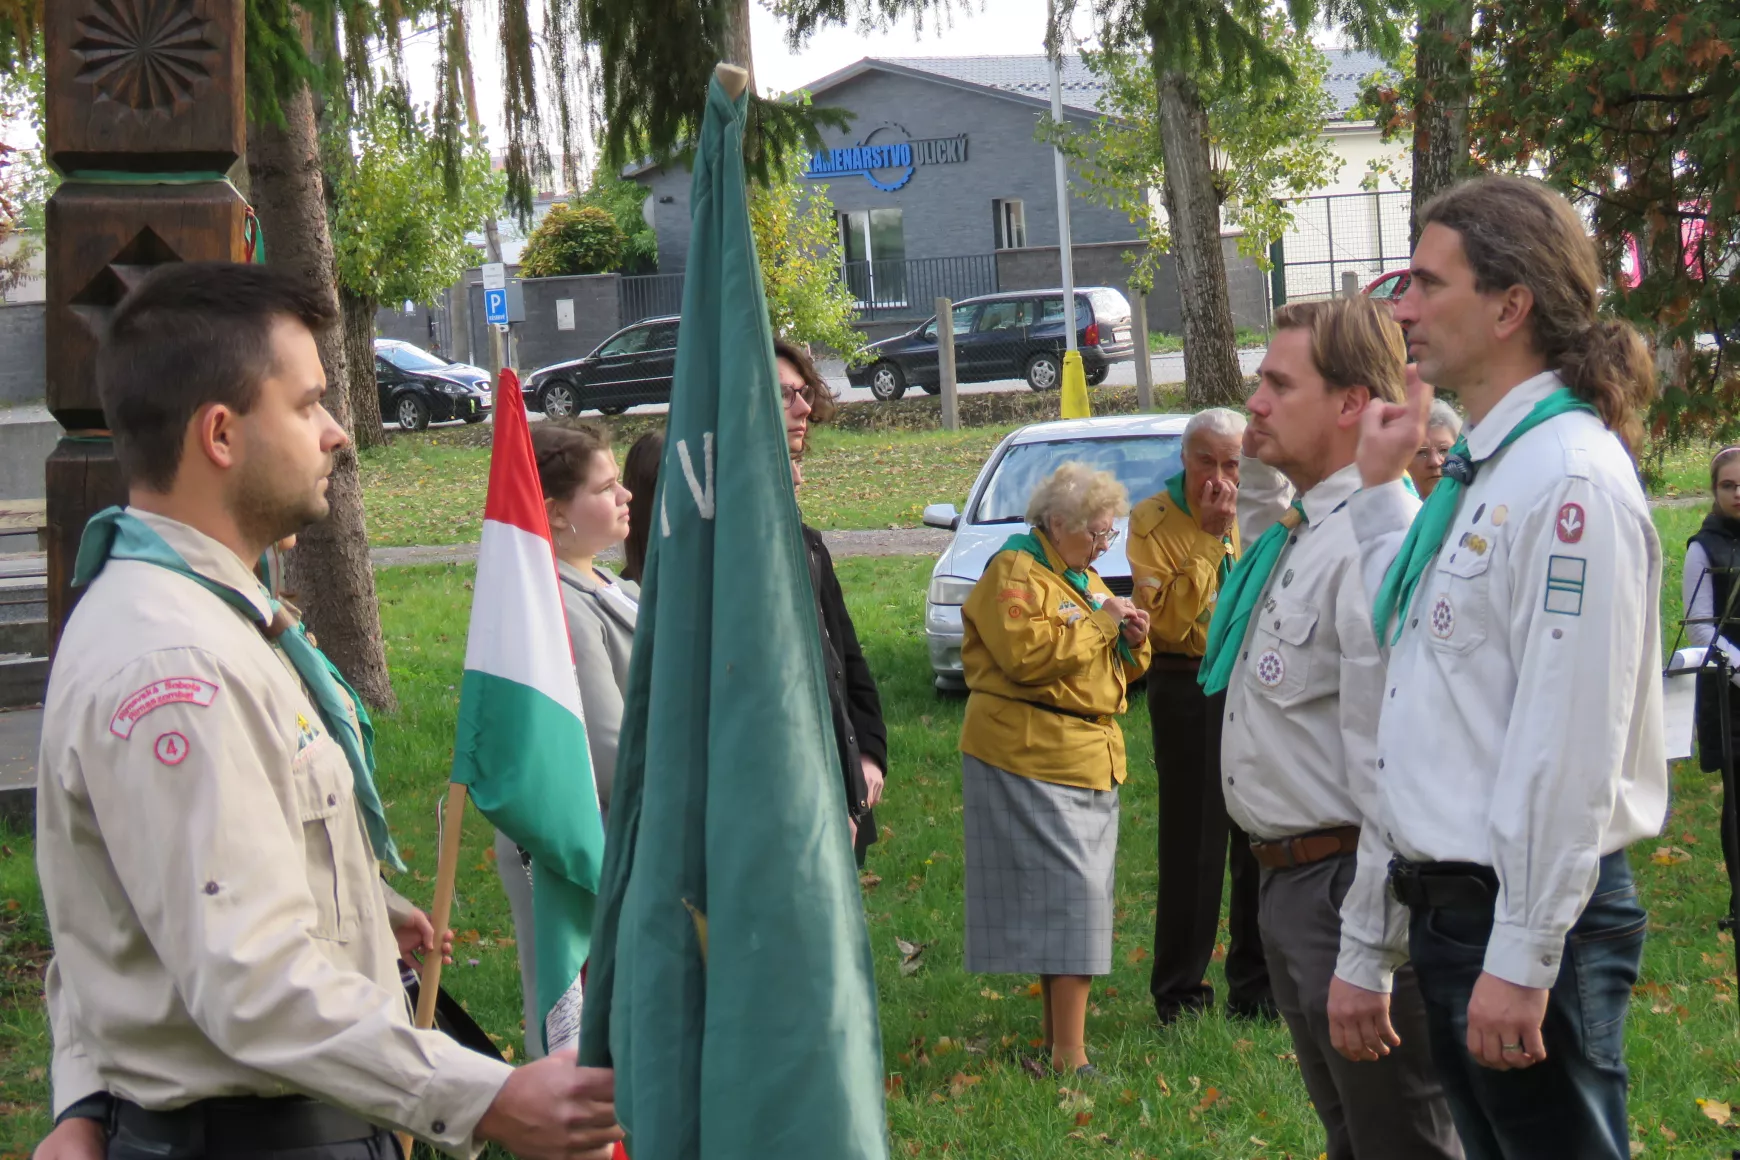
[33,263,620,1160]
[1205,298,1460,1158]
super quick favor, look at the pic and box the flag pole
[398,780,470,1158]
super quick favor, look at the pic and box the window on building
[992,199,1027,249]
[840,208,907,305]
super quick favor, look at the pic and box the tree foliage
[748,164,865,363]
[519,202,627,277]
[1050,23,1339,289]
[330,94,504,306]
[578,172,659,273]
[1371,0,1739,448]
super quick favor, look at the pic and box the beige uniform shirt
[1337,372,1668,992]
[1221,463,1420,991]
[37,510,510,1155]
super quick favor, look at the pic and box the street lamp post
[1047,4,1078,353]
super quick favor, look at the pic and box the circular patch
[1255,649,1285,687]
[1430,595,1455,640]
[154,732,189,766]
[1008,606,1023,619]
[1491,505,1509,526]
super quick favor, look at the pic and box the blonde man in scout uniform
[1202,298,1461,1159]
[34,263,621,1160]
[1327,176,1665,1160]
[1126,409,1273,1024]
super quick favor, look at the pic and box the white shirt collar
[128,508,275,624]
[1300,462,1364,528]
[1463,370,1564,461]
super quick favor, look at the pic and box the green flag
[578,71,888,1160]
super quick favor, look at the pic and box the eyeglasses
[1089,527,1120,549]
[781,383,814,407]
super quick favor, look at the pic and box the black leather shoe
[1226,994,1280,1021]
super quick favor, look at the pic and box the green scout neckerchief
[1372,387,1595,645]
[1001,529,1137,667]
[1197,501,1306,695]
[74,508,403,871]
[1165,470,1235,587]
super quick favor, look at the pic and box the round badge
[1008,606,1023,619]
[154,732,190,766]
[1255,648,1285,687]
[1491,505,1509,526]
[1430,595,1455,640]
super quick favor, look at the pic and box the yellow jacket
[1126,489,1241,657]
[959,533,1152,790]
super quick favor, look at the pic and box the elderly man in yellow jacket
[1126,408,1275,1025]
[958,462,1152,1083]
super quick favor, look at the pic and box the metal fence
[619,272,686,325]
[1272,190,1413,304]
[843,254,1000,321]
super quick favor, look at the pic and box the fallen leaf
[1194,1087,1223,1112]
[1699,1098,1731,1126]
[1630,1140,1645,1156]
[1074,1112,1093,1127]
[1057,1088,1095,1112]
[1155,1074,1171,1096]
[1249,1137,1269,1147]
[1659,1123,1677,1141]
[484,846,497,862]
[1021,1054,1046,1079]
[886,1075,905,1096]
[896,938,927,977]
[1651,846,1692,865]
[1125,945,1148,964]
[934,1036,956,1054]
[1233,1038,1253,1053]
[1104,986,1119,997]
[1027,982,1044,997]
[860,873,883,890]
[948,1072,982,1098]
[979,987,1004,1001]
[502,1045,515,1062]
[964,1036,991,1055]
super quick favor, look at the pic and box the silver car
[921,413,1191,690]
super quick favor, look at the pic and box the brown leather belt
[1250,825,1361,870]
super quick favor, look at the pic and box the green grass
[7,512,1740,1157]
[357,424,1021,546]
[1148,329,1270,355]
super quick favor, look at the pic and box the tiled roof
[873,47,1390,120]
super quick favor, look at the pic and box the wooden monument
[43,0,248,647]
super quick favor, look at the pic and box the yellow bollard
[1059,349,1092,419]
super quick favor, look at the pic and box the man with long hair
[1327,176,1665,1160]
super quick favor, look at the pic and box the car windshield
[380,344,449,373]
[972,435,1184,524]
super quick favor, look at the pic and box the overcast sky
[394,0,1103,176]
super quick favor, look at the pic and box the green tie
[1198,501,1306,695]
[1372,387,1595,645]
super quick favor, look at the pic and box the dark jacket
[803,525,889,861]
[1691,512,1740,772]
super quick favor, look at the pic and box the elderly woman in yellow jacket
[959,461,1153,1082]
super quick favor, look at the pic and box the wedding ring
[1500,1042,1524,1053]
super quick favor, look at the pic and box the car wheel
[868,361,906,401]
[919,381,942,395]
[1025,352,1062,391]
[540,380,578,418]
[462,413,486,424]
[1086,365,1108,386]
[395,393,430,432]
[599,404,628,416]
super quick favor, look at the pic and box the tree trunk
[1410,0,1476,248]
[1154,65,1245,409]
[344,288,386,450]
[722,0,755,91]
[249,83,398,713]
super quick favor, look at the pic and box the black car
[846,287,1136,400]
[374,339,493,431]
[524,316,679,418]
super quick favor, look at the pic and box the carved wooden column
[44,0,247,648]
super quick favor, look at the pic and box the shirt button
[204,881,220,896]
[1552,628,1564,640]
[1242,651,1249,660]
[1389,687,1396,698]
[1540,955,1553,967]
[1273,620,1281,629]
[432,1120,446,1135]
[1227,777,1235,785]
[1377,759,1385,769]
[1410,618,1419,629]
[327,793,338,807]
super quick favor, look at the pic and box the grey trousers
[494,828,545,1061]
[1259,852,1462,1160]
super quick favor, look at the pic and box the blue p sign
[483,287,509,325]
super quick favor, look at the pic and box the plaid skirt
[961,753,1119,976]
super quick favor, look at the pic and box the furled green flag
[578,68,888,1160]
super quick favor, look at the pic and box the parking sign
[483,287,509,325]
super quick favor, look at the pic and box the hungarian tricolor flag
[451,367,605,1055]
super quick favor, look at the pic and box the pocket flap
[1263,599,1319,647]
[293,735,349,822]
[1437,544,1494,579]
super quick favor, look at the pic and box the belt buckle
[1388,856,1419,902]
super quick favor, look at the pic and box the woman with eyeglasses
[778,339,890,868]
[1687,445,1740,915]
[957,461,1152,1082]
[1407,399,1463,499]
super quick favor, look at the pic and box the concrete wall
[0,303,46,407]
[636,69,1133,273]
[463,271,623,375]
[996,238,1271,335]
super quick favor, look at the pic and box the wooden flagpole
[398,781,470,1158]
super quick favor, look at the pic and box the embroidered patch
[1465,534,1489,557]
[153,732,190,766]
[996,587,1030,604]
[1545,555,1587,616]
[110,677,220,739]
[1008,606,1024,619]
[1555,503,1586,544]
[295,713,322,751]
[1491,504,1509,526]
[1430,595,1455,639]
[1255,649,1285,687]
